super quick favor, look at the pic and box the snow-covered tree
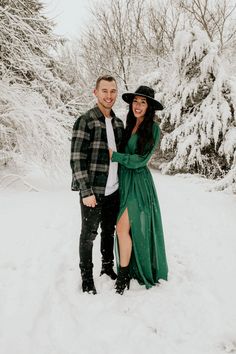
[143,0,185,59]
[79,0,149,90]
[56,42,95,115]
[0,0,72,172]
[158,28,236,181]
[0,0,71,107]
[179,0,236,52]
[79,0,186,90]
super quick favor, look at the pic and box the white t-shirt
[105,117,118,196]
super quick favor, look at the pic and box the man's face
[94,80,117,111]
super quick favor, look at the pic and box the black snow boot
[100,262,117,280]
[115,266,130,295]
[82,278,97,295]
[81,267,97,295]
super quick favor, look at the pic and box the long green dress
[112,122,168,289]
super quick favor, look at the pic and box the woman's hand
[108,148,113,159]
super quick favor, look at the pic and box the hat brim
[122,92,163,111]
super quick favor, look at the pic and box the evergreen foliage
[156,28,236,188]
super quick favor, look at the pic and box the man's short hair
[96,75,117,89]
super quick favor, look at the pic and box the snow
[0,170,236,354]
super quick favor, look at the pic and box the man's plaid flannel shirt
[70,105,124,198]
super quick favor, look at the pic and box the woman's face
[132,96,148,120]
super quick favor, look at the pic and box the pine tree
[158,28,236,181]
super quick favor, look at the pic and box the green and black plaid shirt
[70,105,124,198]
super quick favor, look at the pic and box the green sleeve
[111,123,160,169]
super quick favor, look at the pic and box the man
[70,75,124,294]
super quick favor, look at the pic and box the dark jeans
[79,190,119,279]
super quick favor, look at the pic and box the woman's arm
[111,123,160,169]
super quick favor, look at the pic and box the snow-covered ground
[0,170,236,354]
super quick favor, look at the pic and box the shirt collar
[93,105,116,120]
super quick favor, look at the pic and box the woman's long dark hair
[121,98,156,155]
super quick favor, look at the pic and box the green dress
[112,122,168,289]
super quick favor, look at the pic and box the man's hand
[82,195,97,208]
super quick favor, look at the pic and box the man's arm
[70,115,94,198]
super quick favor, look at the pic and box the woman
[109,85,168,294]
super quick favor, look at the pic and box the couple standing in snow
[70,75,168,295]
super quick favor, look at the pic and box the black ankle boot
[115,266,130,295]
[100,262,117,280]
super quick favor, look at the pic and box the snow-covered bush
[0,80,70,172]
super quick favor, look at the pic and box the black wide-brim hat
[122,85,163,111]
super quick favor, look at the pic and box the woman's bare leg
[116,208,132,267]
